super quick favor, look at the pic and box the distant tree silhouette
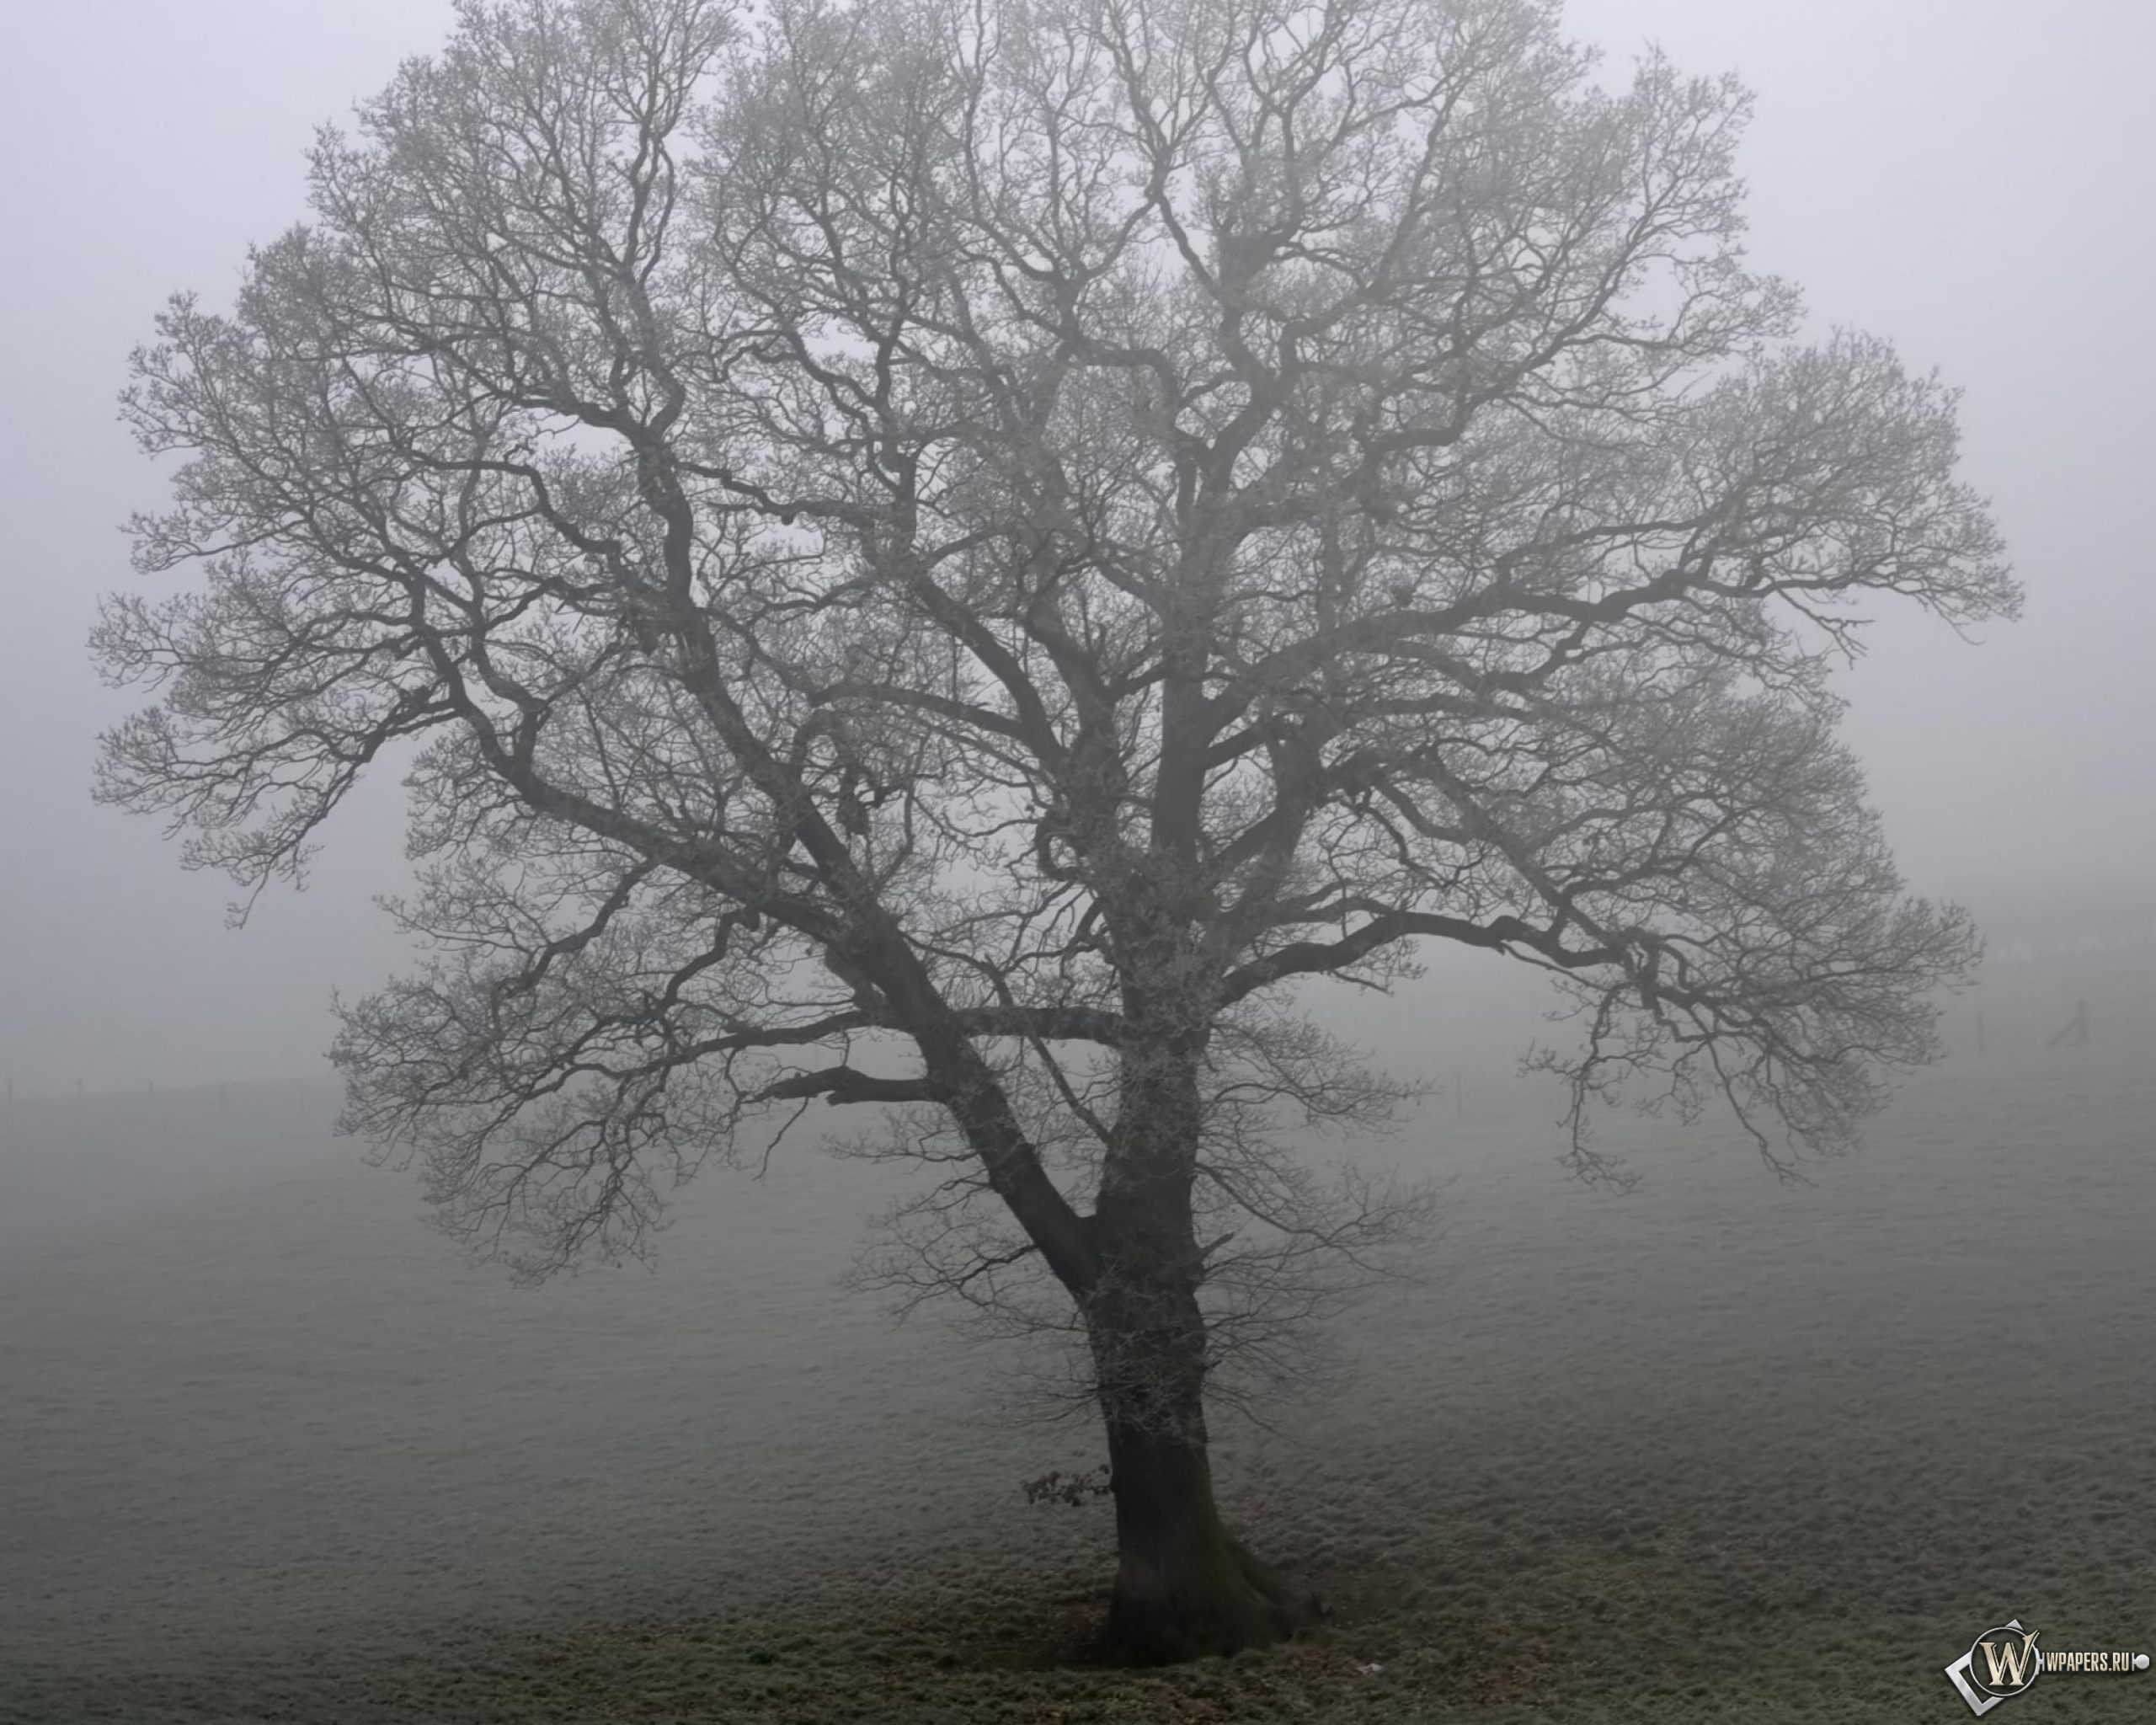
[93,0,2016,1664]
[2047,998,2091,1046]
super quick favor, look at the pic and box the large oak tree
[96,0,2015,1664]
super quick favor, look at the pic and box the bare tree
[93,0,2015,1663]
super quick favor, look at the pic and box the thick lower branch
[756,1068,942,1105]
[1221,905,1622,1004]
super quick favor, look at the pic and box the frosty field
[3,955,2151,1723]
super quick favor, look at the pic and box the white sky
[1,0,2150,1094]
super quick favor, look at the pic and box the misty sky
[3,0,2151,1097]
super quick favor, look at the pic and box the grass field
[3,953,2151,1722]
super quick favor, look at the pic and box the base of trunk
[1101,1427,1324,1665]
[1106,1529,1321,1664]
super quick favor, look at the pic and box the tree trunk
[1084,1235,1316,1664]
[1086,1011,1317,1664]
[1101,1413,1310,1664]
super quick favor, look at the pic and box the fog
[3,1,2152,1098]
[3,7,2154,1717]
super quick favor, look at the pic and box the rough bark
[1085,1029,1317,1663]
[1100,1405,1315,1663]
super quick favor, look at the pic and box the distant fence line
[1979,915,2156,965]
[0,1073,338,1107]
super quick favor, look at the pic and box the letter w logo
[1980,1630,2041,1691]
[1947,1619,2044,1716]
